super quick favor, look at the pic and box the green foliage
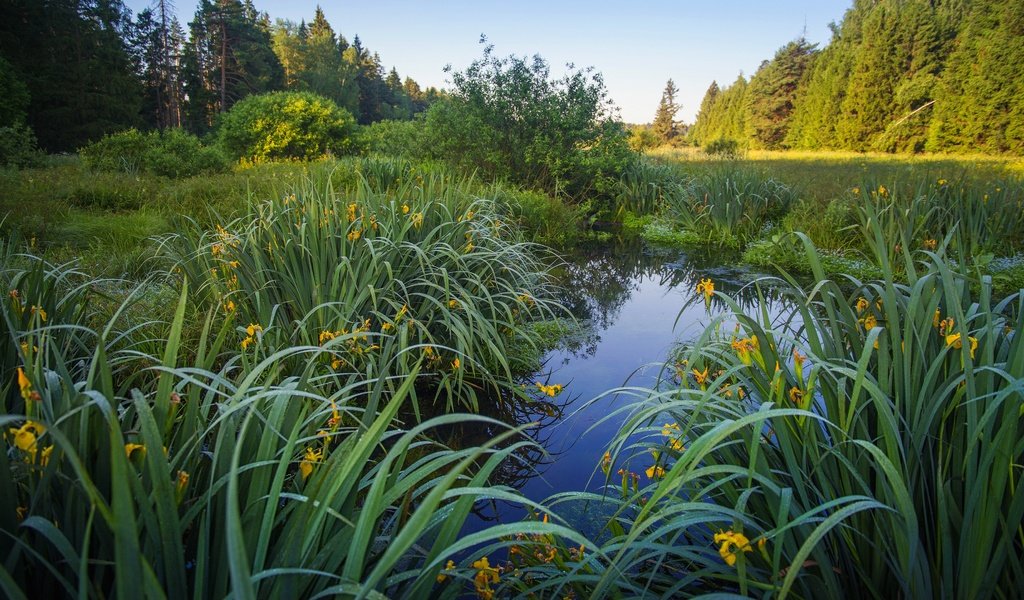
[0,0,142,151]
[168,170,562,410]
[627,126,660,152]
[0,123,42,169]
[218,91,358,163]
[928,0,1024,153]
[614,159,688,215]
[694,0,1024,154]
[573,243,1024,597]
[179,0,284,133]
[651,79,681,144]
[0,54,30,127]
[703,137,742,158]
[0,171,577,597]
[80,129,227,178]
[492,187,586,248]
[359,118,428,158]
[661,165,795,247]
[423,42,634,202]
[689,75,749,147]
[746,38,816,149]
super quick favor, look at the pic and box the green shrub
[359,118,427,158]
[218,91,357,163]
[80,128,150,174]
[422,43,635,202]
[142,129,227,178]
[0,123,43,168]
[628,126,661,152]
[80,129,227,178]
[703,137,742,158]
[493,187,585,247]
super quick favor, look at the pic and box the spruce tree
[688,81,719,145]
[651,78,681,144]
[747,38,816,149]
[0,0,143,151]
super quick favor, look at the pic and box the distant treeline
[689,0,1024,154]
[0,0,441,152]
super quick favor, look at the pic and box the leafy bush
[359,118,428,158]
[80,128,227,177]
[703,137,741,158]
[423,42,634,202]
[143,129,227,178]
[0,123,43,168]
[80,128,150,173]
[218,91,357,163]
[492,187,585,247]
[628,126,661,152]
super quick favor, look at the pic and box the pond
[460,237,789,538]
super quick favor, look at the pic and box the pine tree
[651,79,681,144]
[929,0,1024,153]
[131,5,184,129]
[181,0,283,132]
[299,6,358,114]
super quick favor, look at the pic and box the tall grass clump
[614,159,689,217]
[168,166,563,413]
[662,165,796,247]
[850,178,1024,274]
[1,265,571,597]
[2,191,584,596]
[553,236,1023,597]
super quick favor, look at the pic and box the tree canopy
[689,0,1024,154]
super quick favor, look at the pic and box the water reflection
[554,237,787,338]
[455,237,794,534]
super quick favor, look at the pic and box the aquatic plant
[661,165,796,248]
[567,235,1023,597]
[167,168,563,412]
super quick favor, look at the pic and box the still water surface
[463,238,782,535]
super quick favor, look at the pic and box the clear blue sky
[125,0,852,123]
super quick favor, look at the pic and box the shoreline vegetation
[3,0,1024,597]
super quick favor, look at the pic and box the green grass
[4,148,1024,598]
[524,236,1024,598]
[0,176,585,597]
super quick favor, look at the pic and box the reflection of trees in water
[554,237,788,339]
[554,238,669,332]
